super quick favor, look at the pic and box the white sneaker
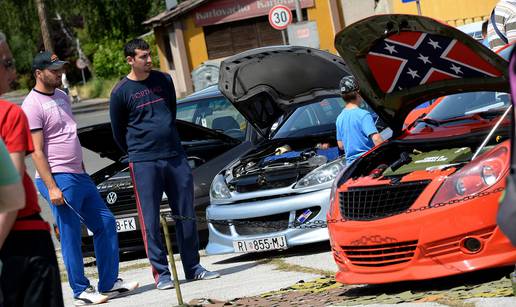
[74,286,109,305]
[101,278,139,298]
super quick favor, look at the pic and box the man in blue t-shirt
[336,76,383,165]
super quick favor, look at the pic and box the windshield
[272,97,343,139]
[426,91,511,122]
[272,97,380,139]
[176,95,247,141]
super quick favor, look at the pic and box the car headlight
[294,158,345,189]
[210,174,231,200]
[431,142,509,205]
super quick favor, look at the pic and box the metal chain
[162,187,505,230]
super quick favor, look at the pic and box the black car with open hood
[218,46,351,138]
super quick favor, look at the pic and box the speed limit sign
[268,5,293,30]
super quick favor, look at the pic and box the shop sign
[287,21,319,48]
[194,0,314,27]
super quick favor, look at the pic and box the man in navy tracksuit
[109,39,220,290]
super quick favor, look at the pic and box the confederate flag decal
[366,31,503,93]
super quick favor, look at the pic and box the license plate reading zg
[87,217,136,236]
[233,236,287,253]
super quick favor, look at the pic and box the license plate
[233,236,287,253]
[87,217,137,236]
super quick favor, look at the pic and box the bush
[16,73,34,91]
[92,40,129,79]
[78,77,120,99]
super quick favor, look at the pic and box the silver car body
[205,46,355,254]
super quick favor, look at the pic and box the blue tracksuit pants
[129,155,202,284]
[36,173,119,297]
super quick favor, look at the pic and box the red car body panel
[329,14,515,284]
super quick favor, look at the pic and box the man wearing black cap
[336,75,383,165]
[22,51,138,305]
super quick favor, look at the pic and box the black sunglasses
[0,58,15,70]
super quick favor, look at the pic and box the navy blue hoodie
[109,70,184,162]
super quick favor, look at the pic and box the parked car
[205,46,361,254]
[77,85,256,256]
[328,14,516,284]
[457,21,484,41]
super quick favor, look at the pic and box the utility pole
[295,0,303,22]
[35,0,54,52]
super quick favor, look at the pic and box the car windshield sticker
[366,31,503,93]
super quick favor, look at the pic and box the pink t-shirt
[22,89,83,176]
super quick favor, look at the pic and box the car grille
[341,240,418,267]
[212,206,320,236]
[212,212,290,236]
[235,212,290,235]
[99,188,136,213]
[339,180,430,221]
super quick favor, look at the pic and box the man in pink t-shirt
[22,52,138,305]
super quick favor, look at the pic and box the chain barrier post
[160,215,184,306]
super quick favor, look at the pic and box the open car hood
[334,14,509,135]
[77,120,238,161]
[218,46,350,137]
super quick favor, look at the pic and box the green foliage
[78,77,120,99]
[0,0,40,78]
[0,0,166,88]
[17,73,34,90]
[92,39,129,79]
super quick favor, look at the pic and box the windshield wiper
[415,117,441,126]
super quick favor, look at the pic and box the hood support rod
[472,104,513,160]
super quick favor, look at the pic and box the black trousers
[0,230,64,307]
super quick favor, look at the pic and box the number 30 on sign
[268,5,293,30]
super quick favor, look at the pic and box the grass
[77,77,120,100]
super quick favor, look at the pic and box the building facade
[145,0,499,97]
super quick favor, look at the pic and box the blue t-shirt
[335,107,378,164]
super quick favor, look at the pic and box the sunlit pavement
[56,244,516,306]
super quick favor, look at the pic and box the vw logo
[106,192,118,205]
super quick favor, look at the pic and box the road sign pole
[416,0,422,15]
[295,0,303,22]
[281,30,287,45]
[80,68,86,85]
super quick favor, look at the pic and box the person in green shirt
[0,138,24,217]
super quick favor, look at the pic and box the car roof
[178,85,222,104]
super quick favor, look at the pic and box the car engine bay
[226,138,342,193]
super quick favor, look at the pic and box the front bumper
[81,205,208,256]
[328,188,516,284]
[206,188,331,254]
